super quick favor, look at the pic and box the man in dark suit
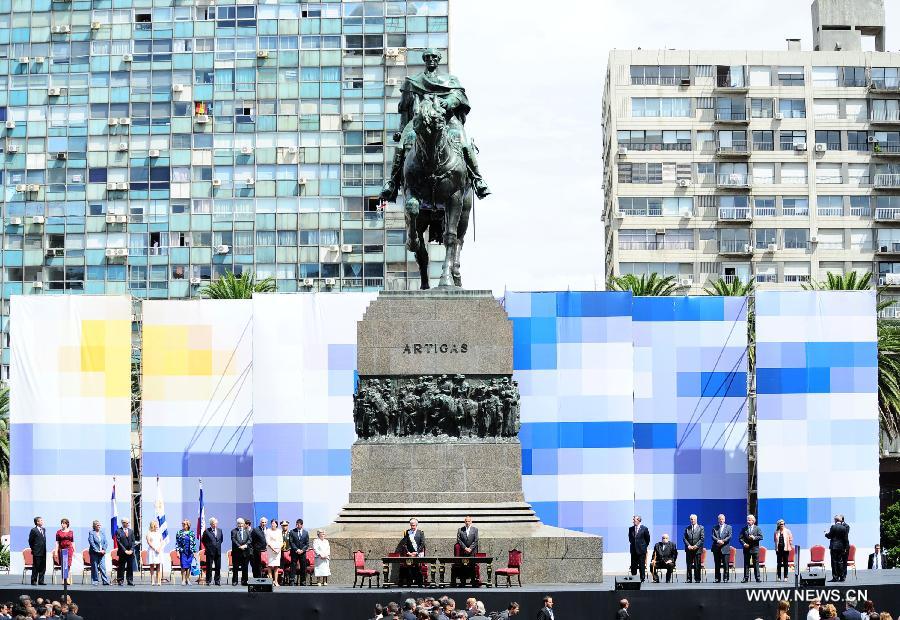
[683,513,704,583]
[740,514,763,583]
[249,517,268,578]
[615,599,630,620]
[868,544,887,570]
[288,518,310,586]
[454,516,479,587]
[711,513,733,583]
[628,515,651,582]
[536,596,554,620]
[650,534,677,583]
[230,518,250,585]
[840,600,863,620]
[825,514,850,582]
[201,517,224,585]
[114,518,136,586]
[402,599,418,620]
[28,517,47,586]
[399,518,426,587]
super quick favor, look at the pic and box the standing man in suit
[825,514,850,582]
[230,518,250,586]
[868,544,887,570]
[114,518,136,586]
[28,517,47,586]
[87,520,110,586]
[249,517,268,578]
[454,516,479,587]
[536,596,554,620]
[615,599,630,620]
[711,513,733,583]
[740,514,763,583]
[628,515,650,582]
[683,514,704,583]
[399,518,426,587]
[289,518,310,586]
[202,517,224,585]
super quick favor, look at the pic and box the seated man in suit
[398,518,426,587]
[452,516,479,587]
[868,544,887,570]
[650,534,678,583]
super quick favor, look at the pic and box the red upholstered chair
[727,546,737,581]
[494,549,522,587]
[196,549,207,584]
[353,550,379,588]
[787,547,795,573]
[50,547,62,584]
[474,552,487,584]
[169,550,182,581]
[757,546,768,581]
[226,550,233,584]
[808,545,826,571]
[81,549,92,584]
[846,545,857,579]
[699,548,709,582]
[304,548,315,585]
[139,549,153,583]
[21,549,33,584]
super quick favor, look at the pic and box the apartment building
[603,0,900,311]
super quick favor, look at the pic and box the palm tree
[198,271,276,299]
[0,385,8,487]
[703,277,754,297]
[607,273,678,296]
[803,270,874,292]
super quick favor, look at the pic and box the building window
[779,130,807,150]
[817,195,844,216]
[777,66,804,86]
[716,65,745,88]
[840,66,866,87]
[631,98,691,117]
[754,196,776,218]
[815,163,843,185]
[778,98,806,118]
[754,228,776,250]
[752,130,774,151]
[629,65,690,86]
[782,197,809,216]
[617,130,692,151]
[872,67,900,90]
[750,98,774,118]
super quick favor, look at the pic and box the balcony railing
[631,77,684,86]
[716,141,750,155]
[875,173,900,188]
[617,142,692,152]
[815,175,843,185]
[721,274,750,284]
[752,141,774,151]
[715,110,749,122]
[618,207,663,217]
[782,207,809,216]
[718,239,752,253]
[876,207,900,220]
[871,110,900,123]
[755,274,777,283]
[871,78,900,91]
[619,241,694,251]
[718,207,751,220]
[782,177,809,186]
[874,144,900,155]
[784,274,811,283]
[716,76,747,89]
[879,306,900,319]
[784,239,809,250]
[754,206,776,217]
[716,173,752,187]
[876,242,900,253]
[817,207,844,217]
[851,205,873,216]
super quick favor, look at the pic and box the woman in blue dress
[175,520,196,585]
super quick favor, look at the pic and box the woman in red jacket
[55,518,75,585]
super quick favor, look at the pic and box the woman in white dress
[312,530,331,586]
[264,519,283,586]
[145,520,164,585]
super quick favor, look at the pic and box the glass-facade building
[0,0,450,377]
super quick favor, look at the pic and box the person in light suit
[454,516,479,587]
[740,514,763,583]
[774,519,794,582]
[87,521,109,586]
[399,518,426,587]
[711,514,732,583]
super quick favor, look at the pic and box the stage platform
[0,571,899,620]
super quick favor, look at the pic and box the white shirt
[873,554,880,569]
[806,609,820,620]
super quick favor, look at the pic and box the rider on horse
[380,48,491,203]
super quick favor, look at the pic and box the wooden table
[433,556,493,588]
[381,556,440,588]
[380,555,493,588]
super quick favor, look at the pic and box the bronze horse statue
[402,95,473,289]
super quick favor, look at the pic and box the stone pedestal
[322,289,603,584]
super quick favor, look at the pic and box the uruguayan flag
[155,476,169,546]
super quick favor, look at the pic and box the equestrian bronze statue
[380,48,491,289]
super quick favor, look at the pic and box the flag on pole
[110,478,119,549]
[195,479,205,550]
[155,476,169,546]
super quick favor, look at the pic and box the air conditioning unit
[211,178,221,187]
[240,145,253,155]
[743,244,752,253]
[8,216,22,225]
[34,57,45,64]
[341,244,353,252]
[654,229,666,235]
[341,113,354,122]
[385,78,399,87]
[104,248,117,257]
[767,243,777,252]
[48,87,62,96]
[172,84,184,92]
[385,47,401,58]
[116,215,127,223]
[18,57,29,64]
[106,182,117,190]
[14,185,25,193]
[26,184,39,192]
[245,178,255,186]
[107,118,119,126]
[298,177,308,185]
[105,215,117,223]
[115,182,128,190]
[117,142,128,151]
[55,152,67,160]
[679,78,691,87]
[46,248,62,257]
[114,248,128,257]
[617,146,628,156]
[215,245,230,254]
[5,120,15,129]
[6,144,19,153]
[774,112,784,120]
[190,277,202,285]
[794,142,807,151]
[677,179,691,188]
[195,114,210,124]
[122,54,133,62]
[148,149,160,157]
[810,236,818,243]
[71,174,82,183]
[52,25,71,34]
[32,281,43,289]
[868,136,879,143]
[119,117,131,125]
[256,50,269,59]
[286,146,298,154]
[90,21,102,30]
[31,215,45,224]
[815,143,827,152]
[302,278,314,286]
[679,278,693,286]
[324,278,336,286]
[885,273,900,286]
[327,244,340,252]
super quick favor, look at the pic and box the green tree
[198,271,276,299]
[703,277,754,297]
[882,498,900,568]
[607,273,678,296]
[803,271,874,292]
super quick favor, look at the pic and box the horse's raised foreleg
[439,193,464,287]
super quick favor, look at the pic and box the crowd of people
[0,594,84,620]
[362,595,528,620]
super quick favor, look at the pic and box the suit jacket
[712,524,733,554]
[289,528,310,554]
[28,527,47,556]
[740,525,762,551]
[840,608,863,620]
[402,612,417,620]
[683,524,704,549]
[774,527,794,552]
[629,524,650,555]
[868,552,887,569]
[115,527,135,553]
[88,530,108,554]
[651,541,677,565]
[536,607,554,620]
[202,527,224,554]
[615,610,630,620]
[456,526,478,555]
[250,526,267,552]
[826,522,850,552]
[400,529,425,555]
[231,527,250,556]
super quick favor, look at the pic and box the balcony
[618,207,663,217]
[851,205,873,217]
[715,77,748,92]
[870,79,900,93]
[873,144,900,157]
[618,240,694,251]
[874,173,900,189]
[755,273,777,283]
[870,110,900,125]
[718,239,752,255]
[880,273,900,287]
[715,142,750,157]
[715,110,749,124]
[784,274,811,283]
[716,173,751,189]
[875,207,900,221]
[720,273,751,284]
[718,206,751,221]
[752,141,774,151]
[754,206,776,217]
[879,305,900,320]
[876,242,900,254]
